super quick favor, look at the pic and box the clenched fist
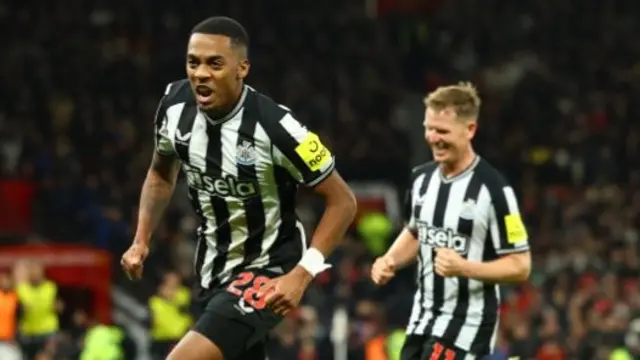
[434,248,466,277]
[371,256,396,285]
[121,243,149,281]
[258,266,312,316]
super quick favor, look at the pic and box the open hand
[121,242,149,281]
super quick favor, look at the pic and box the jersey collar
[438,154,480,183]
[201,85,248,126]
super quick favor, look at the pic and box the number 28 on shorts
[225,272,272,310]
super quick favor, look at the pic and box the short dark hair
[191,16,249,49]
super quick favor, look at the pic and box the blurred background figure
[148,272,192,360]
[15,261,61,360]
[79,319,136,360]
[0,271,21,360]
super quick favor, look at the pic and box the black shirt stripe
[205,122,232,288]
[267,165,301,273]
[235,95,266,269]
[441,171,484,343]
[408,169,433,332]
[423,180,451,338]
[471,232,499,355]
[173,105,208,285]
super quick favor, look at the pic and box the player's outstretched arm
[134,152,181,244]
[372,169,421,285]
[371,228,418,286]
[121,152,180,280]
[456,251,531,283]
[385,228,420,269]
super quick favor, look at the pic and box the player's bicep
[403,188,418,237]
[153,93,176,157]
[149,151,181,183]
[489,186,530,254]
[271,113,335,187]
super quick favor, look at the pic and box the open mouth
[195,85,214,104]
[432,142,450,156]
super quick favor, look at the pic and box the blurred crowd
[2,0,640,359]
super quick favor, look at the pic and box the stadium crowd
[1,0,640,359]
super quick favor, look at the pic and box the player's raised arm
[121,91,181,280]
[456,185,531,283]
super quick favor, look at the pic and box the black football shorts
[401,334,482,360]
[193,269,283,360]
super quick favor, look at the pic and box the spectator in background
[79,321,131,360]
[148,272,192,360]
[52,309,92,360]
[15,261,62,360]
[0,272,21,360]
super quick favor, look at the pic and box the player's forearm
[385,228,419,269]
[460,251,531,283]
[309,192,357,257]
[134,155,180,244]
[295,172,356,281]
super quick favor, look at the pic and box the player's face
[424,107,476,164]
[186,33,249,110]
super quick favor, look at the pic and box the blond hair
[424,82,481,120]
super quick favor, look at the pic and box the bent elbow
[517,265,531,282]
[514,252,532,282]
[342,190,358,222]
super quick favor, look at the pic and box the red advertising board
[0,244,112,324]
[350,182,402,225]
[0,180,35,235]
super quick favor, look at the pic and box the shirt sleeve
[271,112,336,187]
[154,85,175,157]
[403,184,418,237]
[488,185,530,255]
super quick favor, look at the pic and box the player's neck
[440,147,477,179]
[204,83,245,121]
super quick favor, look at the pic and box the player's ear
[466,121,477,140]
[237,59,250,80]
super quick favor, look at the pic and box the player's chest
[170,118,278,199]
[411,176,491,252]
[171,117,274,175]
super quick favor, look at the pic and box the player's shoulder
[410,161,438,180]
[160,79,194,106]
[244,85,295,124]
[474,157,512,191]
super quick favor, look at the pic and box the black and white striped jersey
[153,79,335,289]
[404,156,529,356]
